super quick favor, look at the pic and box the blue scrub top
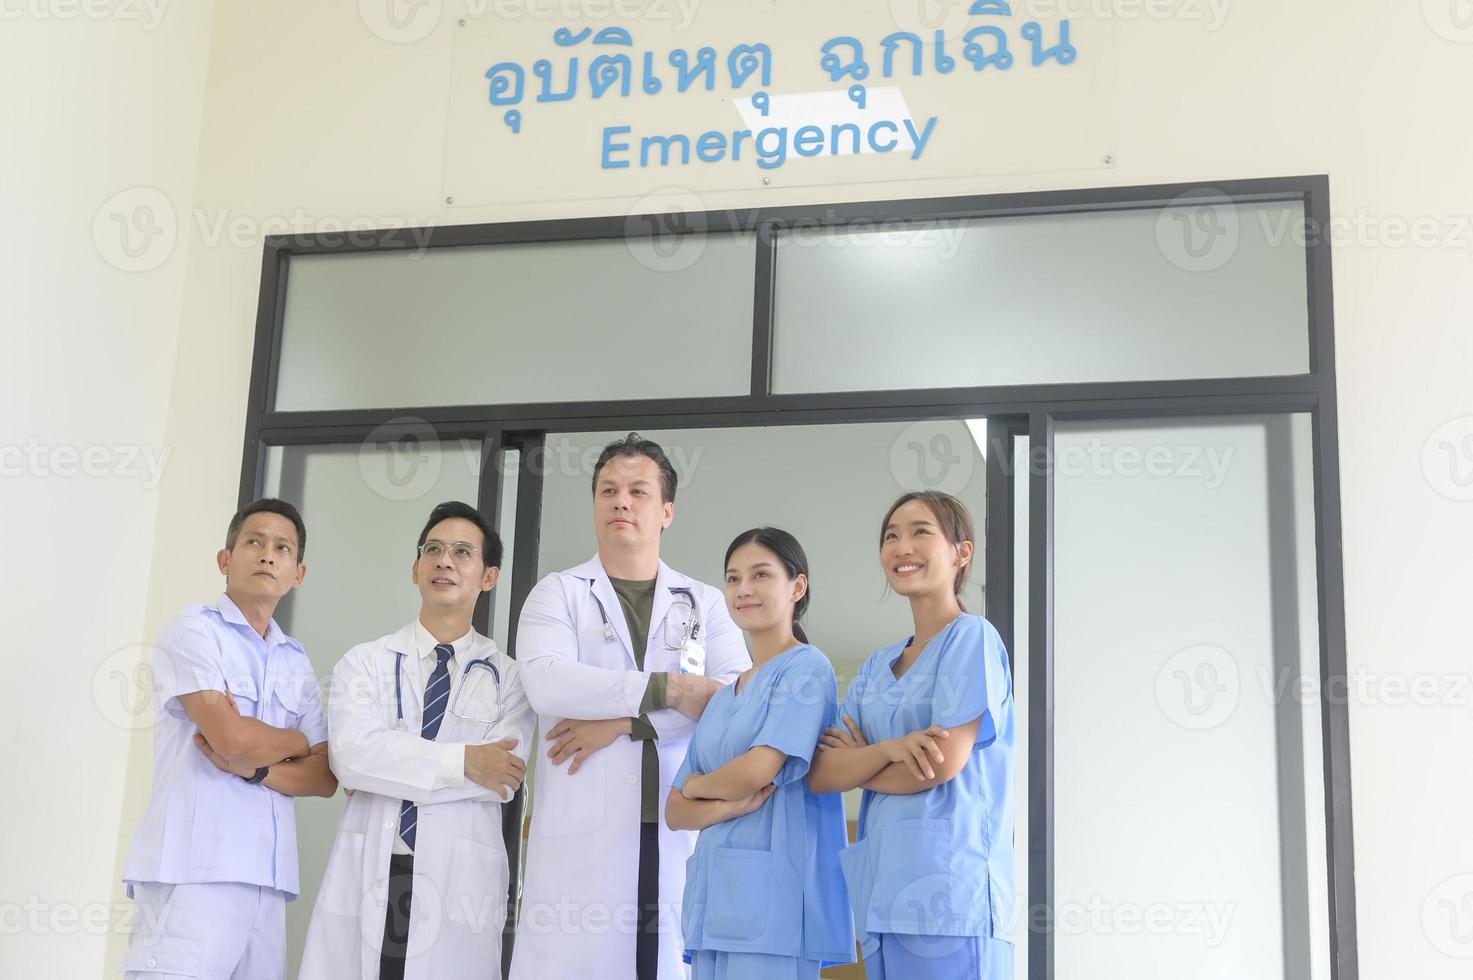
[674,644,855,964]
[837,613,1016,956]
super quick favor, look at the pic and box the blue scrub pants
[689,950,823,980]
[863,932,1014,980]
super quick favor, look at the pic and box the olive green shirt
[610,577,669,823]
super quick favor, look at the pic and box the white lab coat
[508,556,749,980]
[299,624,535,980]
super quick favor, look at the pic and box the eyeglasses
[417,540,482,566]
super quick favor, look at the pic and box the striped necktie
[398,643,454,852]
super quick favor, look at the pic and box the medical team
[121,433,1015,980]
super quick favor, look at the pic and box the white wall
[6,0,1462,976]
[0,3,214,976]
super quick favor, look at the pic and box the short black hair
[590,432,679,503]
[416,501,502,568]
[226,498,307,561]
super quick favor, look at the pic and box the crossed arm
[181,690,337,798]
[664,745,787,832]
[806,715,980,796]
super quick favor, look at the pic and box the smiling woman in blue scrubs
[665,527,855,980]
[809,491,1016,980]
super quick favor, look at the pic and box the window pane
[772,203,1309,393]
[274,234,755,411]
[1052,415,1328,979]
[261,438,485,976]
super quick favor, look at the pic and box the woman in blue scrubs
[808,491,1016,980]
[666,527,855,980]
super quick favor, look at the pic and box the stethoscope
[393,650,501,727]
[589,583,701,650]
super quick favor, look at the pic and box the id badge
[678,639,706,676]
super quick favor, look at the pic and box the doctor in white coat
[300,501,535,980]
[509,434,750,980]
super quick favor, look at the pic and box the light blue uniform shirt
[123,594,328,899]
[837,613,1016,956]
[674,644,855,964]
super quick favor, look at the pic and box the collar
[565,555,695,666]
[214,592,301,653]
[413,620,475,670]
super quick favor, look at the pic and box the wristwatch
[244,766,270,784]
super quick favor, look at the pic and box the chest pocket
[271,677,304,729]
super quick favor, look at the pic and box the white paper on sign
[732,87,919,160]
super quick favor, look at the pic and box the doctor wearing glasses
[510,434,749,980]
[300,501,534,980]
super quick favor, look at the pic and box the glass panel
[491,448,519,654]
[275,234,756,411]
[1011,433,1030,977]
[261,438,486,976]
[529,422,990,827]
[1052,415,1328,979]
[772,202,1309,393]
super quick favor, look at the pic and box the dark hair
[590,432,679,504]
[879,490,976,608]
[226,498,307,561]
[724,527,811,644]
[417,501,503,568]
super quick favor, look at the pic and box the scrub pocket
[704,848,772,942]
[873,818,964,935]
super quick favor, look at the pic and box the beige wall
[7,0,1467,976]
[0,2,214,976]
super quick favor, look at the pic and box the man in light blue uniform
[122,498,336,979]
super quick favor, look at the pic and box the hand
[721,783,776,819]
[465,739,525,796]
[680,772,708,800]
[668,673,724,721]
[882,726,950,781]
[546,718,630,774]
[193,731,255,779]
[818,715,868,752]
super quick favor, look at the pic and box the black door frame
[238,175,1356,980]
